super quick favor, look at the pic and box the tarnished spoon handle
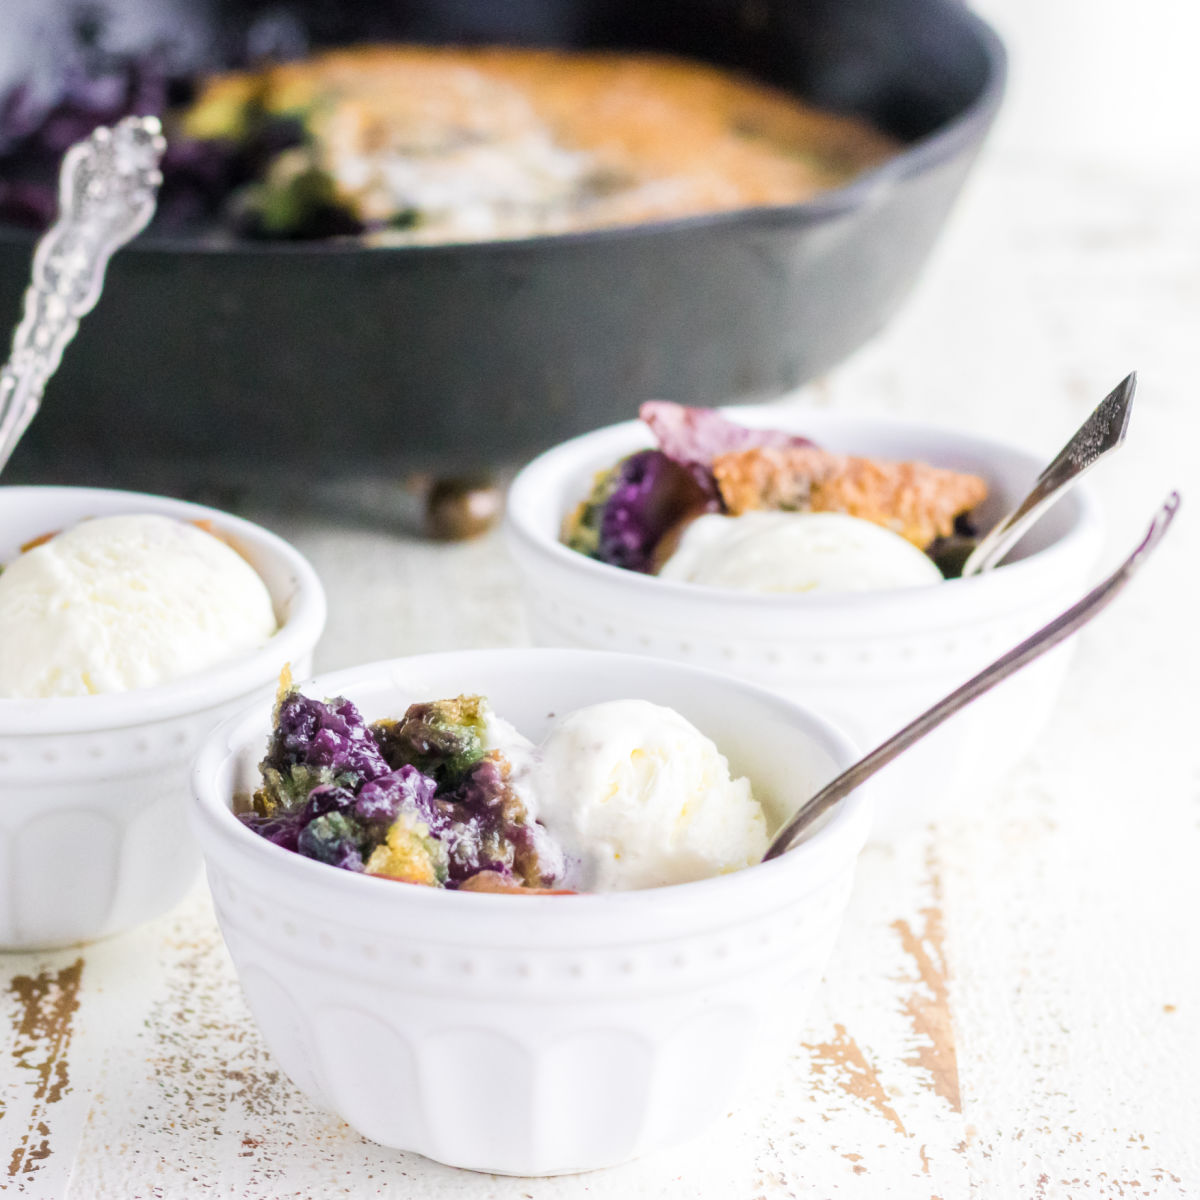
[961,373,1137,576]
[763,490,1181,861]
[0,115,165,475]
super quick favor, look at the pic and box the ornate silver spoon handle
[960,372,1137,577]
[763,490,1181,861]
[0,114,165,475]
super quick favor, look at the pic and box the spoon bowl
[959,373,1136,577]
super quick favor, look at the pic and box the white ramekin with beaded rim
[0,486,326,950]
[505,409,1104,836]
[190,648,872,1175]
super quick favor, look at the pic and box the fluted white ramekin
[190,648,871,1175]
[0,486,326,950]
[505,410,1104,836]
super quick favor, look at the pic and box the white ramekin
[505,410,1104,836]
[0,486,326,950]
[190,648,872,1175]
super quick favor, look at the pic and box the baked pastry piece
[712,446,988,548]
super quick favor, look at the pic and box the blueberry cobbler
[238,674,770,893]
[561,402,990,591]
[238,673,570,894]
[0,36,897,244]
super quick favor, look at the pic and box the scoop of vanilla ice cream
[532,699,767,891]
[658,511,943,593]
[0,514,278,698]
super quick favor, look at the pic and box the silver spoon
[959,373,1136,577]
[763,490,1181,861]
[0,114,165,476]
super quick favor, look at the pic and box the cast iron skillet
[0,0,1005,481]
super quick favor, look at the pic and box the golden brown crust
[712,446,988,548]
[456,871,577,896]
[185,46,898,236]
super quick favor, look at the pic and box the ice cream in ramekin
[190,648,871,1174]
[0,487,325,949]
[506,406,1103,836]
[0,513,278,698]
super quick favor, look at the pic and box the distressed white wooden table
[3,7,1199,1193]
